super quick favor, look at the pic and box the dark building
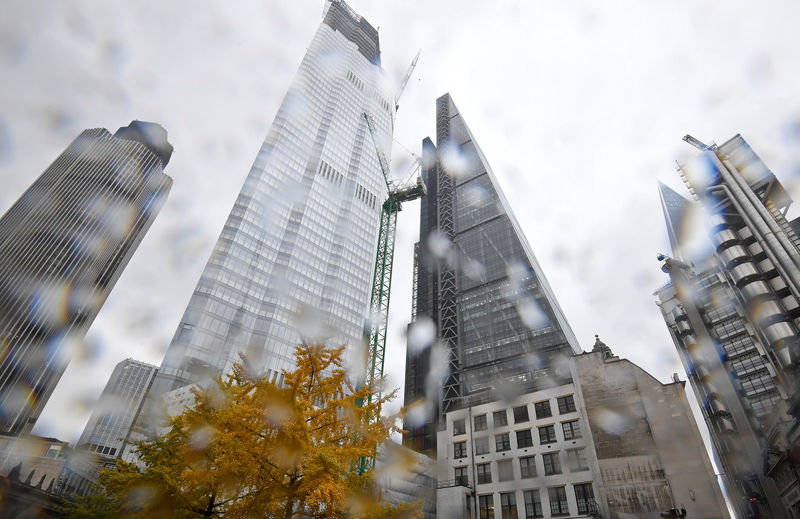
[0,121,172,434]
[404,94,581,453]
[655,134,800,518]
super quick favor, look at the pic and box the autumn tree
[60,344,419,518]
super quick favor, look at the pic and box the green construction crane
[359,112,425,472]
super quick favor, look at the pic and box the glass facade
[0,122,172,434]
[404,94,580,452]
[151,0,394,396]
[77,359,158,459]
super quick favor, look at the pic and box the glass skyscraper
[77,358,158,460]
[151,0,394,396]
[404,94,582,452]
[0,121,173,434]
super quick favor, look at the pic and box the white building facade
[437,382,601,519]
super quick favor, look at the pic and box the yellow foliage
[66,344,419,518]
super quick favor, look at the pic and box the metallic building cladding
[404,94,581,453]
[150,0,393,397]
[0,124,172,435]
[655,134,800,518]
[77,358,158,459]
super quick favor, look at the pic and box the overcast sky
[2,0,800,443]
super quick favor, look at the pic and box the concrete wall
[573,351,729,519]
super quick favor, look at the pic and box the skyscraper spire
[657,181,691,259]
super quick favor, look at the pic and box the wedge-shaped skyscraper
[0,121,173,434]
[151,0,395,397]
[404,94,581,452]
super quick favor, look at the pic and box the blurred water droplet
[188,424,215,451]
[462,257,486,282]
[516,297,549,329]
[439,141,468,179]
[407,316,436,354]
[591,407,629,435]
[427,229,451,259]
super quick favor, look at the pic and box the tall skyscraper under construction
[655,135,800,518]
[404,94,582,453]
[0,121,173,435]
[151,0,395,397]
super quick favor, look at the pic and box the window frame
[523,489,543,518]
[477,463,492,484]
[479,494,495,519]
[561,420,581,440]
[454,441,467,459]
[493,409,508,427]
[516,429,534,448]
[513,405,530,423]
[574,482,595,514]
[534,400,552,419]
[520,455,537,478]
[542,452,562,475]
[557,395,576,414]
[538,424,557,444]
[548,486,570,516]
[454,418,466,435]
[474,414,488,431]
[495,432,511,452]
[500,492,518,519]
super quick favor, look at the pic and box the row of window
[477,483,595,518]
[454,396,577,435]
[460,448,589,485]
[455,420,581,457]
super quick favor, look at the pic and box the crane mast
[359,112,425,472]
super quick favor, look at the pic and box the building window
[500,492,518,519]
[455,466,469,486]
[548,486,570,516]
[495,433,511,452]
[520,455,537,478]
[454,418,466,435]
[493,409,508,427]
[516,429,533,448]
[557,395,576,414]
[567,448,589,472]
[574,483,595,514]
[475,437,490,455]
[534,401,552,419]
[454,441,467,459]
[498,459,514,482]
[479,494,495,519]
[561,420,581,440]
[514,405,530,423]
[477,463,492,484]
[538,424,557,444]
[524,489,543,518]
[542,452,561,475]
[475,414,488,431]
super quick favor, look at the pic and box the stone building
[573,338,729,518]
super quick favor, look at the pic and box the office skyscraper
[0,121,172,435]
[77,358,158,460]
[151,0,394,397]
[655,135,800,518]
[404,94,582,453]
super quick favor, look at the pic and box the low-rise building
[434,338,729,519]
